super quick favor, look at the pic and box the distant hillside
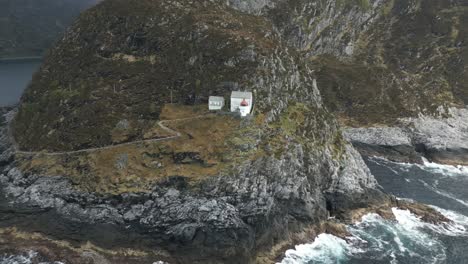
[0,0,98,58]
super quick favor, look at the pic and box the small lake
[0,58,42,106]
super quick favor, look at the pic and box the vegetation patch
[12,0,277,152]
[16,105,242,194]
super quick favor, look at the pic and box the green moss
[279,103,308,136]
[381,0,395,16]
[355,0,371,10]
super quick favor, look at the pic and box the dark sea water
[281,158,468,264]
[0,59,41,106]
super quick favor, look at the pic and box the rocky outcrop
[6,0,464,262]
[0,104,387,263]
[345,107,468,165]
[228,0,468,126]
[407,107,468,165]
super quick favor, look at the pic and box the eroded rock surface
[1,106,386,263]
[345,107,468,165]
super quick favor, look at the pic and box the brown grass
[159,104,209,120]
[17,105,240,194]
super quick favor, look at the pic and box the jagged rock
[0,106,386,263]
[115,119,130,130]
[344,107,468,165]
[114,153,129,170]
[0,0,420,262]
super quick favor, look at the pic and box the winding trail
[11,115,207,157]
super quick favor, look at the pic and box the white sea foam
[419,158,468,176]
[419,179,468,208]
[279,234,351,264]
[369,156,468,177]
[394,207,468,236]
[429,206,468,235]
[280,208,461,264]
[357,208,446,262]
[0,251,37,264]
[0,251,64,264]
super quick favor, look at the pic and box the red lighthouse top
[240,98,249,106]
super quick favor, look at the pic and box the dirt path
[11,115,206,157]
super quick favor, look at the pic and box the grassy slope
[12,0,345,193]
[13,0,276,151]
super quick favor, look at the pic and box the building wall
[231,98,252,114]
[209,99,224,110]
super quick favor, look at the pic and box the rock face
[230,0,468,166]
[14,0,295,151]
[9,0,466,262]
[1,4,389,262]
[16,0,468,151]
[0,107,386,263]
[227,0,468,125]
[345,107,468,165]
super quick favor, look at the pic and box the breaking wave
[280,208,468,264]
[419,158,468,176]
[0,251,63,264]
[280,234,351,264]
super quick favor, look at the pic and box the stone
[344,107,468,165]
[115,153,129,170]
[115,119,130,130]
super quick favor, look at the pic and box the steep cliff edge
[4,0,388,263]
[228,0,468,165]
[228,0,468,125]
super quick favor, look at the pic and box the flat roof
[231,91,253,99]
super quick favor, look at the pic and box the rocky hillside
[13,0,317,152]
[6,0,390,263]
[9,0,467,262]
[232,0,468,125]
[14,0,468,150]
[0,0,98,58]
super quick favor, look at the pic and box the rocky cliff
[226,0,468,165]
[228,0,468,125]
[3,0,391,263]
[4,0,463,263]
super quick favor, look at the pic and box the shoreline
[343,107,468,166]
[0,56,42,62]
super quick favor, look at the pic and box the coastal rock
[405,107,468,165]
[344,107,468,166]
[0,0,409,262]
[0,107,385,263]
[344,127,412,146]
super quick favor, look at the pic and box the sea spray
[0,251,64,264]
[419,158,468,176]
[280,207,468,264]
[280,234,351,264]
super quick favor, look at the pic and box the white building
[230,91,253,117]
[208,96,225,110]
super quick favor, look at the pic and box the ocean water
[281,158,468,264]
[0,59,41,106]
